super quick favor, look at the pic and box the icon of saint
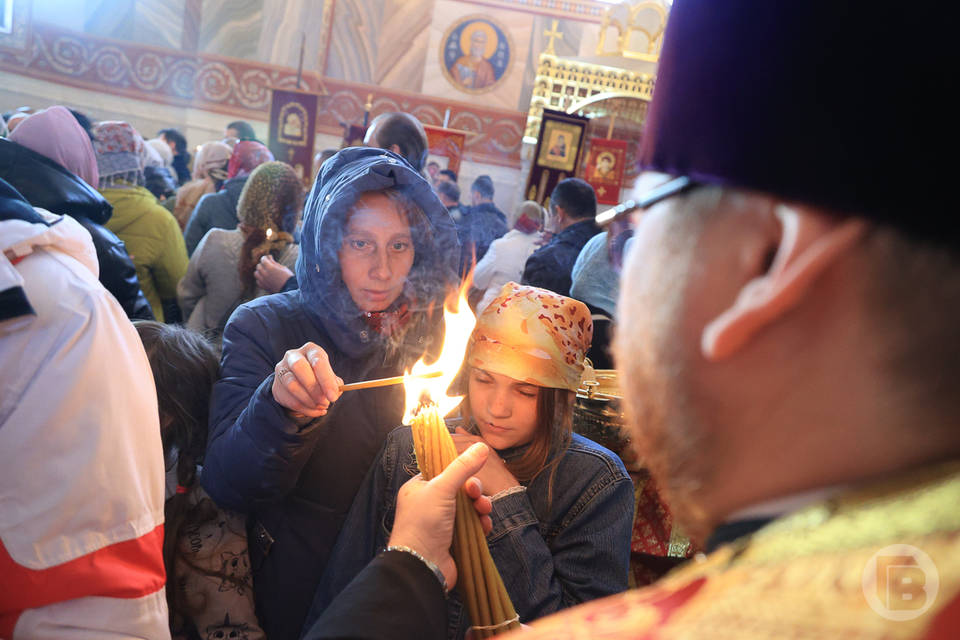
[454,28,496,90]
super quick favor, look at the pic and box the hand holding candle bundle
[403,284,521,636]
[410,403,521,636]
[388,441,493,591]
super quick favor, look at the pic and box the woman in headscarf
[172,140,231,230]
[178,161,303,337]
[94,120,188,322]
[1,106,153,319]
[183,139,274,255]
[201,147,462,639]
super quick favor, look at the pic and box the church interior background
[0,0,668,215]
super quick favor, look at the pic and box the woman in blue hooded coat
[201,148,461,639]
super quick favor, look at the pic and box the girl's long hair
[462,382,574,503]
[133,321,225,633]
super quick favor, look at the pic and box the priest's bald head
[612,0,957,544]
[363,112,429,172]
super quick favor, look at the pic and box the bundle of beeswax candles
[410,402,521,636]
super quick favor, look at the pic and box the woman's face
[468,367,540,450]
[338,192,415,312]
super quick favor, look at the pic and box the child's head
[461,283,593,481]
[134,321,219,470]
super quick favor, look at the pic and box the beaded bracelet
[383,545,448,593]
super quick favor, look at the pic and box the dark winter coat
[172,151,191,185]
[521,218,601,296]
[183,175,248,255]
[201,147,460,640]
[457,201,508,271]
[0,138,153,320]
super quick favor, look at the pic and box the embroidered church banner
[268,87,319,186]
[584,138,628,205]
[524,109,588,207]
[424,125,467,179]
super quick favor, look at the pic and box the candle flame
[402,280,477,423]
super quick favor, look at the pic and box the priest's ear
[701,204,867,361]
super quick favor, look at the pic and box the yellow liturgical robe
[516,460,960,639]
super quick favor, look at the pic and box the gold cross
[544,19,563,55]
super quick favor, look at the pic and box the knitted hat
[237,161,302,233]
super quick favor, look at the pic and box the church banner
[268,87,319,186]
[524,109,588,207]
[424,125,467,180]
[584,138,629,205]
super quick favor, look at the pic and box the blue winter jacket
[201,148,460,640]
[306,425,634,638]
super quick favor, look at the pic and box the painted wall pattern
[0,22,525,167]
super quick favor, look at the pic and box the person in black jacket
[458,175,507,272]
[158,127,191,185]
[1,107,153,320]
[201,147,461,639]
[521,178,599,296]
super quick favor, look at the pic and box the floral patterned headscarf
[226,140,274,181]
[92,121,147,189]
[466,282,593,391]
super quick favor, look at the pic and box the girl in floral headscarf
[173,140,232,229]
[94,121,188,322]
[310,282,634,639]
[178,161,302,337]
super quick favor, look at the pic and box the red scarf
[514,212,540,234]
[363,301,412,336]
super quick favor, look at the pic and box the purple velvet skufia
[640,0,954,247]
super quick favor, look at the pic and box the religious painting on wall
[584,138,628,205]
[424,125,467,179]
[524,109,588,206]
[441,15,512,94]
[268,88,319,186]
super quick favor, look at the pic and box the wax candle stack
[410,402,521,637]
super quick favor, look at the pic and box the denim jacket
[305,424,634,638]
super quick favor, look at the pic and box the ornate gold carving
[525,53,654,139]
[596,1,669,62]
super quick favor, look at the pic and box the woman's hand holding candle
[390,442,493,590]
[452,428,521,496]
[272,341,344,418]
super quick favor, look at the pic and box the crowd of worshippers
[2,1,959,637]
[0,105,625,639]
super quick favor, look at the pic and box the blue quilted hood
[296,147,461,358]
